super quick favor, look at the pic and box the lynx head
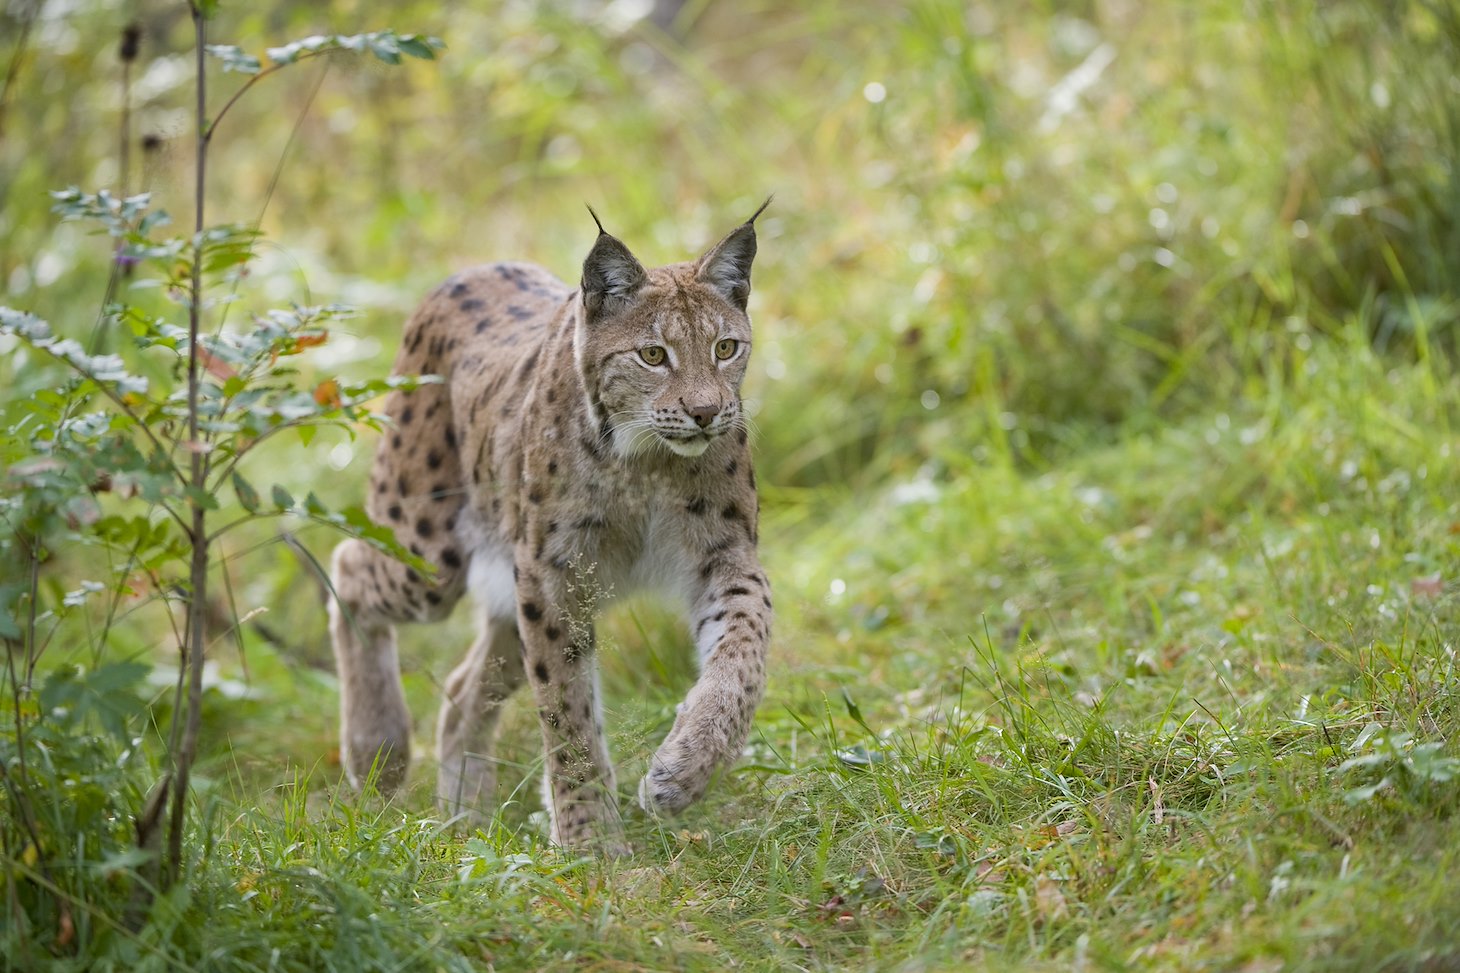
[575,200,769,459]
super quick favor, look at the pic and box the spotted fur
[329,205,772,852]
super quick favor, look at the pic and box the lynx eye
[639,345,667,366]
[714,338,739,361]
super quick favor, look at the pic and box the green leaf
[205,44,262,75]
[396,35,442,60]
[264,31,443,69]
[39,661,150,740]
[0,308,150,395]
[368,34,402,64]
[303,491,329,516]
[0,582,25,640]
[232,472,260,512]
[183,484,220,511]
[271,484,294,509]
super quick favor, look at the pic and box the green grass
[5,0,1460,970]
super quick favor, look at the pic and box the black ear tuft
[585,203,608,237]
[697,200,770,310]
[746,195,773,225]
[581,212,647,320]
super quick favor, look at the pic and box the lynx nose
[683,400,720,429]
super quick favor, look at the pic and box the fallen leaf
[1411,575,1443,598]
[1034,876,1068,922]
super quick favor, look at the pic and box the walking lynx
[329,203,772,851]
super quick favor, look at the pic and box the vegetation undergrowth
[3,1,1459,970]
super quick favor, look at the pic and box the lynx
[328,203,773,851]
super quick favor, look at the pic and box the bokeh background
[4,1,1460,968]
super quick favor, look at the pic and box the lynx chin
[328,202,773,852]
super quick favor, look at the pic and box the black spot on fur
[548,460,558,476]
[533,662,550,683]
[573,516,608,531]
[417,517,434,537]
[686,496,708,515]
[460,298,484,312]
[722,503,744,522]
[445,427,457,450]
[391,433,402,449]
[400,406,414,424]
[449,281,469,298]
[387,504,402,522]
[725,460,738,476]
[545,624,561,641]
[425,591,443,606]
[475,317,492,334]
[725,586,751,597]
[441,548,462,569]
[522,602,543,622]
[528,488,544,504]
[427,451,442,470]
[507,304,533,320]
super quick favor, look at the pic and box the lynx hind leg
[329,536,464,794]
[435,615,525,825]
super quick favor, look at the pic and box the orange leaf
[294,331,329,350]
[197,346,237,380]
[313,379,342,408]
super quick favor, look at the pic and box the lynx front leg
[435,616,526,825]
[639,547,771,814]
[514,556,624,852]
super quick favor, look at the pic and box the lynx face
[574,218,759,459]
[582,276,750,458]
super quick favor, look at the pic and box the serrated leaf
[0,308,150,395]
[396,35,441,60]
[264,31,442,69]
[232,472,260,512]
[368,34,402,64]
[205,44,262,74]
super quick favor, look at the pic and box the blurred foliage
[4,1,1455,487]
[3,0,1460,967]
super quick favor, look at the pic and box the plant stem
[167,0,211,889]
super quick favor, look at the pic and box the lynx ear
[696,197,771,311]
[581,207,647,320]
